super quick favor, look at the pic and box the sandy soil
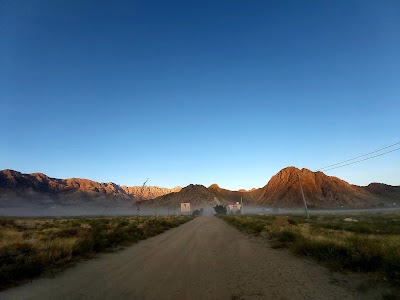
[0,216,380,299]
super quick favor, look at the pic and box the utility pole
[297,173,310,219]
[136,178,148,219]
[240,196,243,214]
[148,189,156,218]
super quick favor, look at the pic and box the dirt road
[1,216,358,299]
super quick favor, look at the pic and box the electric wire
[316,147,400,172]
[316,141,400,171]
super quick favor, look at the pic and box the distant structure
[227,202,241,212]
[180,203,191,214]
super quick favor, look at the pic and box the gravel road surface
[1,216,358,299]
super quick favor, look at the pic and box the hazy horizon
[2,1,399,190]
[2,165,399,192]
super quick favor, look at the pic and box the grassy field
[220,212,400,284]
[0,215,192,290]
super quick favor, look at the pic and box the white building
[227,202,241,212]
[181,203,191,214]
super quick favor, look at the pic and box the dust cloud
[1,195,399,218]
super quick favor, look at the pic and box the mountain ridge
[1,168,399,213]
[148,166,399,209]
[251,166,393,207]
[0,169,181,200]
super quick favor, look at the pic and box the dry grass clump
[221,213,400,283]
[0,216,192,290]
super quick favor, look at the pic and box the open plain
[2,215,397,300]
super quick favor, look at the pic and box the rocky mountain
[208,184,256,204]
[1,167,398,215]
[364,183,400,200]
[0,169,181,214]
[249,166,398,208]
[143,183,253,208]
[143,184,217,207]
[148,167,399,209]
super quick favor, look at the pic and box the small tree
[213,205,227,215]
[192,209,200,216]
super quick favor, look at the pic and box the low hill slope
[143,184,219,208]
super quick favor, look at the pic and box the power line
[101,196,114,217]
[136,178,149,218]
[316,141,400,171]
[316,147,400,172]
[101,178,149,217]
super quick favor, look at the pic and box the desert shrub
[383,255,400,282]
[294,239,353,268]
[276,229,299,243]
[192,209,203,216]
[221,213,400,283]
[221,216,266,234]
[0,216,193,290]
[0,219,16,227]
[73,237,94,256]
[53,228,80,238]
[246,222,265,234]
[214,205,227,215]
[0,243,44,285]
[41,221,54,229]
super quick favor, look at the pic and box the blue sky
[1,1,399,189]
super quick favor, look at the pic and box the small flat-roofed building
[227,202,241,212]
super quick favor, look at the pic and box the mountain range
[0,167,399,215]
[0,169,180,215]
[0,169,181,199]
[145,167,399,209]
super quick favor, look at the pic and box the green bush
[192,208,204,216]
[214,205,227,215]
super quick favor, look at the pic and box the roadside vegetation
[192,208,204,216]
[213,205,227,215]
[0,215,192,290]
[220,213,400,284]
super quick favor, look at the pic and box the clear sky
[1,1,399,190]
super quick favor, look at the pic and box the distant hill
[147,167,399,209]
[0,167,398,215]
[0,169,181,199]
[208,184,257,205]
[143,184,218,207]
[143,183,255,208]
[0,169,181,215]
[250,166,399,208]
